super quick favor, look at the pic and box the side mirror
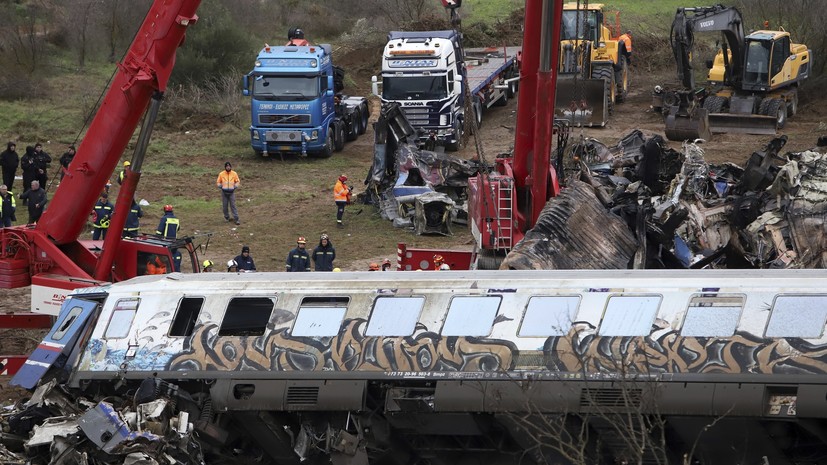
[705,59,714,69]
[454,76,463,95]
[242,75,250,96]
[371,75,381,97]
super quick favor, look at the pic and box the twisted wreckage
[366,102,827,269]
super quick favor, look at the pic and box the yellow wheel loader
[555,2,630,127]
[659,5,812,141]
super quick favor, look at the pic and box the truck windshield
[253,75,319,101]
[382,76,447,101]
[561,10,597,41]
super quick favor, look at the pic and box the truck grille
[401,107,433,126]
[259,114,310,125]
[265,130,304,142]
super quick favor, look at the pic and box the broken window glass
[765,295,827,338]
[441,296,501,336]
[599,295,661,336]
[291,297,349,337]
[366,296,424,336]
[218,297,274,336]
[519,296,580,337]
[169,297,204,337]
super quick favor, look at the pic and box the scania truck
[244,30,370,158]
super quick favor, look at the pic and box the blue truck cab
[243,38,369,158]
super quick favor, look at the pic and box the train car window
[765,295,827,338]
[441,296,502,336]
[291,296,350,337]
[53,306,84,341]
[218,297,274,336]
[169,297,205,337]
[680,295,744,337]
[366,296,425,336]
[598,295,661,336]
[519,296,580,337]
[104,298,140,339]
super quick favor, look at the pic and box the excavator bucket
[664,106,711,142]
[555,77,609,127]
[708,113,778,135]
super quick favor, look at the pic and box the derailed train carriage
[9,270,827,464]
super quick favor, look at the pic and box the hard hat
[433,254,444,263]
[333,267,341,272]
[297,236,307,244]
[382,258,391,265]
[369,262,380,271]
[338,175,348,182]
[123,161,131,167]
[164,204,173,212]
[227,259,238,268]
[203,260,214,269]
[439,264,451,270]
[320,233,329,241]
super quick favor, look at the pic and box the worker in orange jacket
[618,30,633,65]
[217,161,240,225]
[333,174,352,228]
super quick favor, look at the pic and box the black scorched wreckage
[5,270,827,465]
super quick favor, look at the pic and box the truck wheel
[312,128,334,158]
[446,117,464,152]
[357,103,369,135]
[592,65,615,114]
[349,109,362,140]
[767,98,787,129]
[334,121,346,151]
[506,78,517,99]
[758,98,772,116]
[702,95,725,113]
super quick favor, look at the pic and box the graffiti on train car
[167,319,518,373]
[545,326,827,376]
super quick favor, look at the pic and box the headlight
[252,131,260,140]
[311,59,317,68]
[311,130,319,140]
[439,114,448,126]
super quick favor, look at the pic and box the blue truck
[243,31,370,158]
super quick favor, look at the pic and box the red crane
[0,0,202,313]
[398,0,564,270]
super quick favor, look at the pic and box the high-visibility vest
[334,180,349,202]
[619,34,632,53]
[157,216,180,238]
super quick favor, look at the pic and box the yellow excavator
[555,2,630,127]
[659,5,812,140]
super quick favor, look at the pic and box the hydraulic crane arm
[671,5,745,89]
[37,1,200,244]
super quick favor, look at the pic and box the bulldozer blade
[708,113,778,135]
[555,78,608,127]
[665,107,711,142]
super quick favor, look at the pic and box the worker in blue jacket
[156,204,181,271]
[122,199,143,238]
[91,192,113,240]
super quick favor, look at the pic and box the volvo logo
[699,20,715,28]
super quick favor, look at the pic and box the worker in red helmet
[156,204,182,272]
[433,254,448,270]
[333,174,352,228]
[286,236,311,272]
[368,262,380,271]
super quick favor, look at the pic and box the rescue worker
[59,145,75,181]
[433,254,445,271]
[156,204,180,238]
[227,259,239,272]
[19,146,36,204]
[122,199,143,238]
[19,180,47,224]
[368,262,380,271]
[618,30,633,64]
[333,174,352,228]
[312,233,336,271]
[1,142,18,191]
[118,160,130,185]
[381,258,392,271]
[286,236,311,272]
[146,254,167,275]
[202,260,215,272]
[234,245,257,272]
[0,184,16,227]
[91,192,114,240]
[216,161,240,225]
[32,143,51,188]
[287,27,309,46]
[156,204,181,272]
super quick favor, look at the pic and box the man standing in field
[217,161,240,225]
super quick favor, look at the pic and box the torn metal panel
[502,181,639,270]
[25,417,80,448]
[78,402,160,454]
[414,192,455,236]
